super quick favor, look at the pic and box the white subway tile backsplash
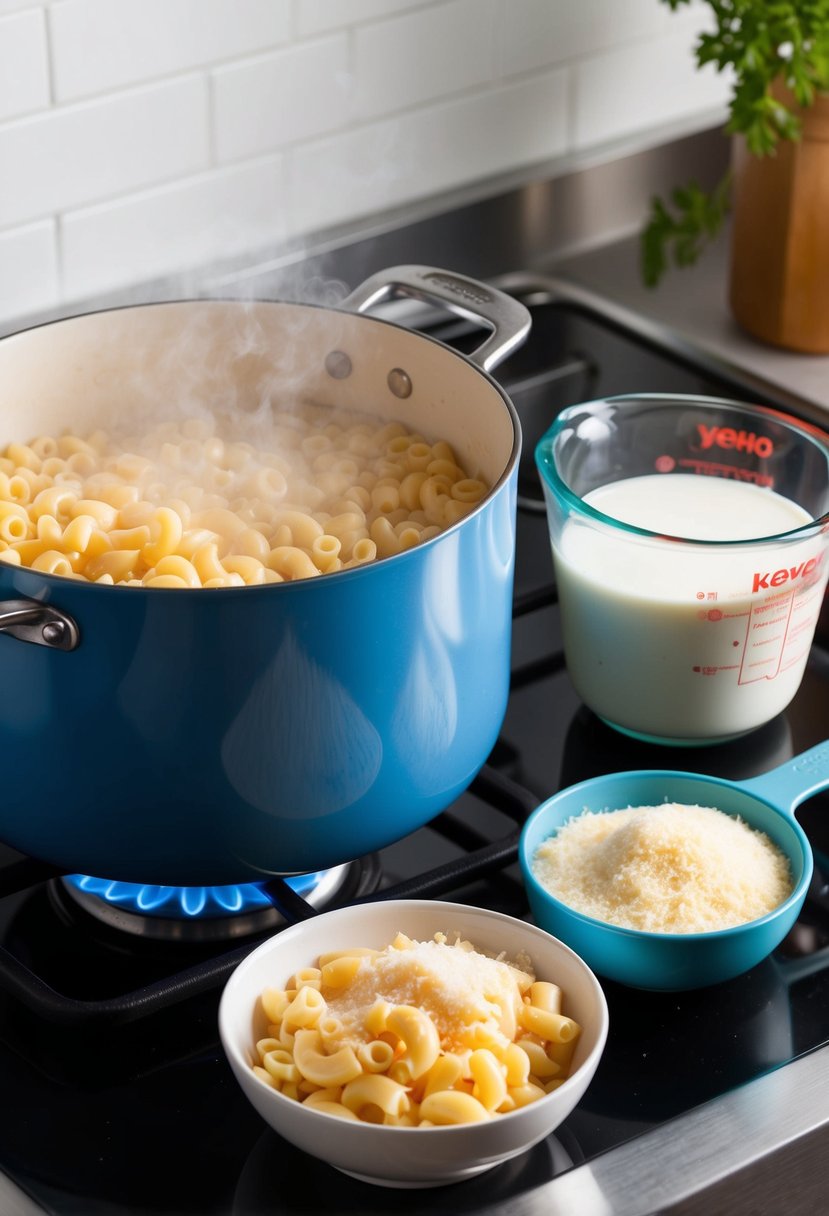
[61,155,287,298]
[0,1,729,321]
[289,68,568,235]
[663,0,719,41]
[353,0,496,120]
[0,9,49,121]
[213,34,349,163]
[50,0,291,101]
[573,26,730,150]
[0,220,58,323]
[295,0,432,39]
[498,0,669,78]
[0,77,209,229]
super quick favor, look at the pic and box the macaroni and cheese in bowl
[218,899,608,1188]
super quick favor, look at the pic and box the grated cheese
[532,803,793,934]
[322,933,535,1051]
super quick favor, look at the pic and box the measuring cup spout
[737,740,829,818]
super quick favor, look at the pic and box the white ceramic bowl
[218,899,609,1189]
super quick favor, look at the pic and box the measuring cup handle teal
[737,740,829,817]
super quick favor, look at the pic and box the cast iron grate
[0,765,541,1027]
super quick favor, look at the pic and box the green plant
[641,0,829,287]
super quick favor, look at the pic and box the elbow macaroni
[250,932,582,1127]
[0,405,491,587]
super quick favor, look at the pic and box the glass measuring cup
[518,739,829,991]
[535,394,829,745]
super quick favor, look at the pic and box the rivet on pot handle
[0,600,80,651]
[342,264,531,373]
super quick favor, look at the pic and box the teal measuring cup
[518,741,829,991]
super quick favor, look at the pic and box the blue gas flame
[64,871,330,920]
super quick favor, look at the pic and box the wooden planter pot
[729,86,829,354]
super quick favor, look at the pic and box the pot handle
[342,264,531,372]
[0,599,80,651]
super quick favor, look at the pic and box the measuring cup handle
[738,739,829,817]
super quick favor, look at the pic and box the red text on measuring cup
[696,424,774,458]
[752,552,824,594]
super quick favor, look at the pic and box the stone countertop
[552,224,829,418]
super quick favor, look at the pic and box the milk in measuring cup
[554,474,827,742]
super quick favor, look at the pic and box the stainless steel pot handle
[0,600,80,651]
[342,264,531,373]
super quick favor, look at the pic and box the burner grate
[0,760,540,1026]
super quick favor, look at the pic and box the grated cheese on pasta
[323,933,535,1051]
[252,932,582,1125]
[532,804,793,934]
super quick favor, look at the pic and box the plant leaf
[643,0,829,285]
[640,174,732,287]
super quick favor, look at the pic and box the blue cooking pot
[0,266,529,884]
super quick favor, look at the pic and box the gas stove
[0,276,827,1216]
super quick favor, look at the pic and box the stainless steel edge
[0,1172,47,1216]
[496,1043,829,1216]
[494,271,829,430]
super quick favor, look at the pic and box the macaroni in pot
[0,405,490,587]
[250,932,582,1126]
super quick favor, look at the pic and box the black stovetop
[1,288,828,1216]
